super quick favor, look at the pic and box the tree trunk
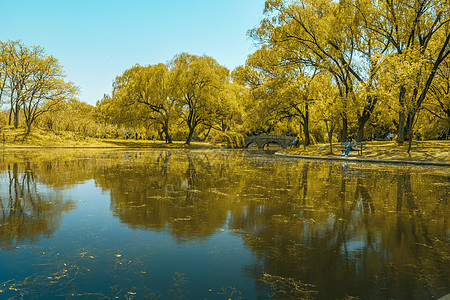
[397,86,407,144]
[356,96,377,142]
[158,130,164,140]
[397,110,406,144]
[8,108,12,126]
[14,111,19,128]
[340,116,348,142]
[302,104,310,147]
[185,127,195,145]
[162,124,172,143]
[13,99,21,129]
[327,130,333,154]
[200,126,212,141]
[406,112,415,154]
[26,123,32,135]
[356,114,367,142]
[185,117,198,145]
[8,91,15,126]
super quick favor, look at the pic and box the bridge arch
[245,141,260,148]
[244,135,295,149]
[261,141,284,149]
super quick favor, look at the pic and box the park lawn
[282,140,450,163]
[1,127,448,163]
[0,126,215,149]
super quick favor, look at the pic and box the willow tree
[245,45,317,146]
[232,65,278,135]
[210,81,248,133]
[0,41,7,107]
[0,40,77,133]
[365,0,450,147]
[426,60,450,136]
[127,63,176,143]
[22,54,77,134]
[169,53,229,145]
[100,64,177,142]
[250,0,382,142]
[311,73,343,153]
[1,40,35,128]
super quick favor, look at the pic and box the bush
[212,132,245,148]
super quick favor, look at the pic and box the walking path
[276,152,450,167]
[277,140,450,167]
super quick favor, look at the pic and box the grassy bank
[280,140,450,163]
[1,127,448,163]
[0,127,216,149]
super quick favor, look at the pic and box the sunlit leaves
[170,53,229,144]
[0,40,78,133]
[97,63,177,142]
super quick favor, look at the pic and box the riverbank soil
[280,140,450,163]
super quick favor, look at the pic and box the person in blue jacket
[289,137,300,148]
[343,137,356,157]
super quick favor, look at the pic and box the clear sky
[0,0,266,106]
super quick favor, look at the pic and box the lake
[0,149,448,299]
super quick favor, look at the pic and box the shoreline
[275,152,450,167]
[2,145,449,167]
[0,143,220,150]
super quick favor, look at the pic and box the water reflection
[0,160,75,248]
[0,149,448,299]
[97,151,232,239]
[96,150,448,298]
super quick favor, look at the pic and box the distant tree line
[96,53,247,145]
[1,0,449,152]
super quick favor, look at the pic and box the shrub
[212,132,245,148]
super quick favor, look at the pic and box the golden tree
[0,40,77,133]
[169,53,229,145]
[365,0,450,149]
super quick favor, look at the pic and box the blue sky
[0,0,266,105]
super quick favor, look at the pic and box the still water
[0,149,448,299]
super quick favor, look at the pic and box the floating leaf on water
[173,216,192,221]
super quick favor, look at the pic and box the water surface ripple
[0,149,448,299]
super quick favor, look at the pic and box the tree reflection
[1,149,447,298]
[227,162,449,299]
[99,151,232,240]
[0,161,75,248]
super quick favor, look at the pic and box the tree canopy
[0,40,78,133]
[2,0,449,150]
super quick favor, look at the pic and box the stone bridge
[244,135,296,149]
